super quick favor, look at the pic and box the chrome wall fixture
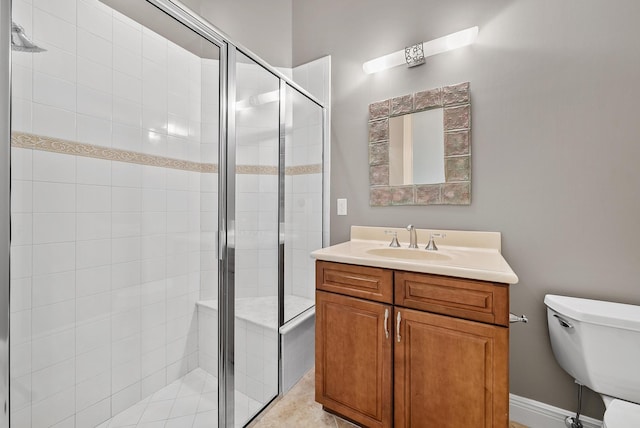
[363,26,479,74]
[404,42,425,68]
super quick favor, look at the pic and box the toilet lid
[604,399,640,428]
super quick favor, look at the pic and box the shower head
[11,22,46,53]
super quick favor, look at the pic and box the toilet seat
[603,399,640,428]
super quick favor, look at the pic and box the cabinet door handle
[384,308,389,339]
[396,311,402,343]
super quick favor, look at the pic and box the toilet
[544,294,640,427]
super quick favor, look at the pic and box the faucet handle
[385,230,401,248]
[406,224,414,231]
[425,232,446,251]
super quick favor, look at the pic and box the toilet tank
[545,294,640,404]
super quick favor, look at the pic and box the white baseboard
[510,394,602,428]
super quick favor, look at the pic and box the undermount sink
[366,247,452,262]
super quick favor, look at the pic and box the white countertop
[311,226,519,284]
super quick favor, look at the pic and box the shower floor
[98,368,260,428]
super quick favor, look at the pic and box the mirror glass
[368,82,471,206]
[388,109,444,185]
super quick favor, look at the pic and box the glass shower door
[3,1,326,427]
[8,1,222,426]
[232,52,281,426]
[283,84,324,323]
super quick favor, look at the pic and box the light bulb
[363,50,406,74]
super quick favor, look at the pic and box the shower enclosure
[0,0,326,427]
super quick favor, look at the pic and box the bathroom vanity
[311,226,518,428]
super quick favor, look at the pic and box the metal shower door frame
[0,0,326,426]
[0,0,11,426]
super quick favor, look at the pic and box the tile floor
[249,368,356,428]
[98,369,218,428]
[100,367,530,428]
[98,369,260,428]
[250,368,531,428]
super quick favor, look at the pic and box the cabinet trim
[316,260,394,303]
[395,271,510,326]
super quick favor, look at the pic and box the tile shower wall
[198,59,220,303]
[232,61,280,301]
[221,58,328,409]
[230,61,280,418]
[286,57,329,304]
[197,300,278,411]
[207,58,328,304]
[9,1,218,426]
[234,169,279,301]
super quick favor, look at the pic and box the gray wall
[293,0,640,419]
[181,0,292,67]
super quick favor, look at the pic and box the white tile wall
[14,0,205,157]
[282,58,328,309]
[233,62,280,302]
[10,2,327,425]
[197,301,278,406]
[293,55,331,253]
[10,0,219,426]
[198,45,219,302]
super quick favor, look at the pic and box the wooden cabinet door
[394,308,509,428]
[316,290,393,428]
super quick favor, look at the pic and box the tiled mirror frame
[368,82,471,206]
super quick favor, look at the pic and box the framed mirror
[368,82,471,206]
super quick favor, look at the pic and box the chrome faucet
[406,225,418,248]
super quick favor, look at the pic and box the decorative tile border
[286,164,322,175]
[11,132,216,173]
[368,82,471,206]
[220,165,322,175]
[236,165,278,175]
[11,132,321,176]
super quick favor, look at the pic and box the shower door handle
[383,308,389,339]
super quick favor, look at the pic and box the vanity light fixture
[362,26,479,74]
[405,43,425,68]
